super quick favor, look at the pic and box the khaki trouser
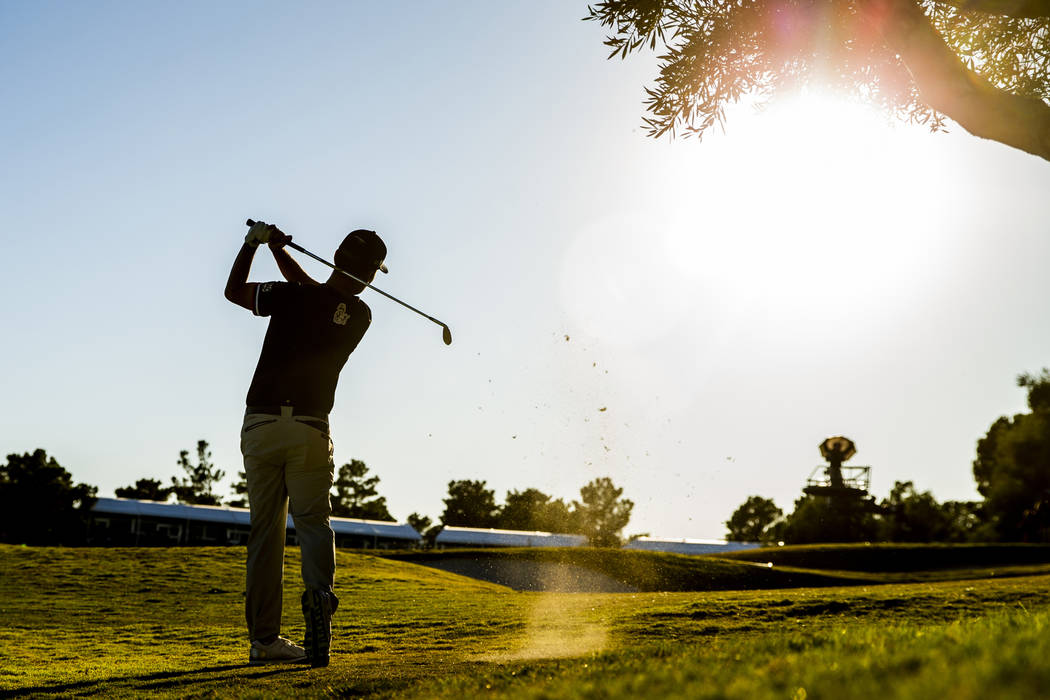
[241,408,336,642]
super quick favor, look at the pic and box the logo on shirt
[333,303,350,325]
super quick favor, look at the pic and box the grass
[2,543,1050,698]
[383,544,1050,589]
[721,542,1050,572]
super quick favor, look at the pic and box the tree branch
[872,0,1050,161]
[931,0,1050,19]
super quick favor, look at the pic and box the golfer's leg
[286,425,336,593]
[243,421,290,642]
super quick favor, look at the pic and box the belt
[246,405,329,420]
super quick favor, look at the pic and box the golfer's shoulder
[348,296,372,324]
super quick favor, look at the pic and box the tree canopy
[877,480,953,541]
[0,450,97,545]
[441,480,501,528]
[973,369,1050,541]
[434,477,636,545]
[331,460,394,521]
[499,488,576,533]
[170,440,225,506]
[115,478,173,502]
[586,0,1050,160]
[725,495,784,542]
[574,477,635,547]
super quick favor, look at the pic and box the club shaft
[285,241,446,328]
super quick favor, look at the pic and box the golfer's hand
[245,221,280,248]
[268,230,292,250]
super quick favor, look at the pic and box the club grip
[245,219,257,227]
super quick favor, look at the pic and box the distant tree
[114,478,172,502]
[585,0,1050,161]
[973,369,1050,541]
[331,460,393,521]
[499,488,552,531]
[440,480,500,528]
[406,512,432,534]
[573,477,634,547]
[878,480,952,542]
[498,488,579,533]
[725,495,784,543]
[0,449,97,545]
[939,500,985,542]
[407,512,440,547]
[170,440,225,506]
[540,497,580,534]
[781,495,877,544]
[227,471,249,509]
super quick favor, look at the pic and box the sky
[2,1,1049,541]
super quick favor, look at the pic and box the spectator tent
[88,497,421,549]
[624,536,761,555]
[434,526,587,548]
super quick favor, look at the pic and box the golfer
[224,220,387,667]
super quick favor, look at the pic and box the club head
[441,325,453,346]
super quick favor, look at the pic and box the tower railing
[805,465,871,492]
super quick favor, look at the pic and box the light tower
[801,436,879,541]
[804,436,871,500]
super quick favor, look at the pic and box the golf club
[246,219,452,345]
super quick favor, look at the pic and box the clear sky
[3,1,1048,540]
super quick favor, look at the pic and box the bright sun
[663,92,956,327]
[561,91,959,352]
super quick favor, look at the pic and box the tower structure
[800,436,879,542]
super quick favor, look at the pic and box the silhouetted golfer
[225,220,387,667]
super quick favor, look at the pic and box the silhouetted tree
[331,460,393,521]
[574,477,634,547]
[499,488,580,533]
[440,480,500,528]
[170,440,225,506]
[407,512,440,547]
[0,450,97,545]
[973,369,1050,541]
[227,471,248,508]
[725,495,784,543]
[115,478,172,502]
[939,500,985,542]
[407,512,432,535]
[586,1,1050,161]
[781,494,877,544]
[878,480,952,542]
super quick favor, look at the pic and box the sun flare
[661,92,955,328]
[562,92,957,352]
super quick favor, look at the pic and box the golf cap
[337,229,388,274]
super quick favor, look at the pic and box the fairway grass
[2,544,1049,698]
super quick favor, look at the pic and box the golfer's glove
[245,222,273,248]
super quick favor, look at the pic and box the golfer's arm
[271,245,318,285]
[224,243,259,311]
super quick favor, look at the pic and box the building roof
[91,497,420,541]
[624,537,761,555]
[434,526,588,548]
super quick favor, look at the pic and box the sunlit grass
[2,544,1050,698]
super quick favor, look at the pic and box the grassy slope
[382,545,1050,590]
[720,542,1050,572]
[0,545,522,698]
[3,544,1050,698]
[382,547,872,591]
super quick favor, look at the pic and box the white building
[88,497,421,549]
[434,526,588,548]
[624,536,761,555]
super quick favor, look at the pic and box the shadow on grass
[0,662,309,698]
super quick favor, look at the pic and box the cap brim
[378,262,388,274]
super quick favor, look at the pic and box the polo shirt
[245,281,371,414]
